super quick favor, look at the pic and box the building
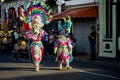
[98,0,120,59]
[0,0,47,29]
[54,0,98,54]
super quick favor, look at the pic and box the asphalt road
[0,54,120,80]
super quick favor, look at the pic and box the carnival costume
[20,0,52,71]
[54,16,73,70]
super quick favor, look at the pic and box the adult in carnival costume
[20,0,52,71]
[54,16,73,70]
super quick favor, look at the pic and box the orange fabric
[53,6,98,20]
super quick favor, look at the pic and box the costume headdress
[60,16,72,36]
[20,0,52,31]
[13,26,17,28]
[2,37,7,43]
[21,41,27,45]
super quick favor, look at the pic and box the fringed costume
[54,16,73,70]
[20,0,52,71]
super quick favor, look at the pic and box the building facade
[99,0,120,59]
[63,0,98,54]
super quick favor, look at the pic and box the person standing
[88,26,96,60]
[54,16,73,70]
[47,30,55,56]
[20,1,52,71]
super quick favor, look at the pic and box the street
[0,53,120,80]
[0,0,120,80]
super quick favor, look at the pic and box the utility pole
[56,0,65,31]
[1,0,5,24]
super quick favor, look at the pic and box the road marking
[77,69,120,80]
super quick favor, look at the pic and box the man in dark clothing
[88,26,96,60]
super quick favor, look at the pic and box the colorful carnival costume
[54,16,73,70]
[20,0,52,71]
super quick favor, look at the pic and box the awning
[53,6,98,20]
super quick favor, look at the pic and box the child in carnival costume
[54,16,73,70]
[20,0,52,71]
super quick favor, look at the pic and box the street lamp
[56,0,65,31]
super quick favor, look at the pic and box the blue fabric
[14,31,18,39]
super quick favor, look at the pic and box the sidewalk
[74,53,120,68]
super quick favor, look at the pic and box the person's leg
[47,44,50,55]
[90,41,93,59]
[34,54,42,71]
[19,50,23,58]
[93,41,96,58]
[31,43,43,71]
[51,42,54,56]
[13,44,17,61]
[14,51,18,61]
[49,43,53,55]
[90,41,96,60]
[66,59,72,70]
[34,60,40,71]
[59,62,63,70]
[42,41,48,56]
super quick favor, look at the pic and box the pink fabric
[57,38,70,45]
[26,30,45,41]
[55,38,72,62]
[49,35,54,40]
[31,45,42,61]
[60,52,70,59]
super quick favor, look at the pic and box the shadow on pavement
[0,71,116,80]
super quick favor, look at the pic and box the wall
[73,18,97,54]
[99,0,117,58]
[65,0,98,6]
